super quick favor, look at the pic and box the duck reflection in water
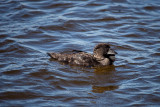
[48,43,117,67]
[92,65,119,93]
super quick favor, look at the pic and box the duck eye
[105,45,110,48]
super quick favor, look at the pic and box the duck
[47,43,117,67]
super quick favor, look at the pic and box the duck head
[93,43,117,65]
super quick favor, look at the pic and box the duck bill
[107,48,117,55]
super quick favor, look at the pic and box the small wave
[0,91,42,100]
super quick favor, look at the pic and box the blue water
[0,0,160,106]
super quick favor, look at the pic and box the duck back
[48,51,99,67]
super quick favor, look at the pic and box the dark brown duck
[47,43,117,67]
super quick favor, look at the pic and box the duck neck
[98,58,111,65]
[94,54,113,65]
[94,54,105,61]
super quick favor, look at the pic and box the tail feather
[47,52,58,59]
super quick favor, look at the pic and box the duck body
[48,51,99,67]
[48,43,117,67]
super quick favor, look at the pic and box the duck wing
[71,52,99,66]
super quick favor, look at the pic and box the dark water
[0,0,160,106]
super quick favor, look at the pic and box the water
[0,0,160,106]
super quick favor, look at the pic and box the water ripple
[0,0,160,106]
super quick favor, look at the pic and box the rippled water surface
[1,0,160,106]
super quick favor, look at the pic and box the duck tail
[47,52,59,59]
